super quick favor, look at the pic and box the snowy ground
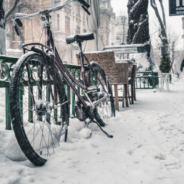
[1,78,184,184]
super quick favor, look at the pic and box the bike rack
[0,55,97,130]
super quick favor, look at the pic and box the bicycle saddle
[66,33,94,44]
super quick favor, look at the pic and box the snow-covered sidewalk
[1,79,184,184]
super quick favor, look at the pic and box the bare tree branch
[150,0,168,46]
[158,0,166,27]
[0,0,5,28]
[5,0,20,22]
[5,1,40,23]
[130,0,143,17]
[132,18,147,43]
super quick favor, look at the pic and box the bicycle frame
[23,15,92,110]
[22,12,110,112]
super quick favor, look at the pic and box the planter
[159,72,170,91]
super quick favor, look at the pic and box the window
[21,26,24,40]
[100,17,103,26]
[83,29,86,33]
[18,5,25,13]
[65,16,70,34]
[77,5,80,16]
[100,35,103,42]
[65,17,70,21]
[176,0,184,6]
[106,34,109,46]
[69,52,72,64]
[76,26,80,34]
[12,27,15,41]
[106,19,109,29]
[57,14,60,31]
[106,39,108,46]
[83,13,85,25]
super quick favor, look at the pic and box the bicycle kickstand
[92,120,113,138]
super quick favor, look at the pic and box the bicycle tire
[90,62,115,126]
[9,52,69,166]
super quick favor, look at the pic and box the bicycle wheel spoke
[10,53,69,166]
[91,64,114,126]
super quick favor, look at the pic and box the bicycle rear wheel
[9,52,69,166]
[90,62,115,126]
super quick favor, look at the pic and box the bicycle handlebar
[81,6,90,15]
[14,0,90,20]
[14,12,40,19]
[78,0,90,8]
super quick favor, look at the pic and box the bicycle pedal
[86,86,99,92]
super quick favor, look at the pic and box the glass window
[65,16,70,34]
[76,26,80,34]
[57,14,60,31]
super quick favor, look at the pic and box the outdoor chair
[121,60,135,107]
[127,64,137,104]
[76,51,129,111]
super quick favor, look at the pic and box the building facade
[115,16,128,45]
[6,0,51,56]
[6,0,128,64]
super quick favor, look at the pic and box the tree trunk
[127,0,149,45]
[150,0,168,53]
[171,42,175,73]
[127,0,156,71]
[0,0,6,55]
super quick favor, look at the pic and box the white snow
[1,79,184,183]
[130,0,141,14]
[130,20,134,24]
[129,52,150,71]
[79,128,92,139]
[4,133,27,161]
[84,50,112,54]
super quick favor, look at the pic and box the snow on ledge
[84,50,113,54]
[7,49,22,52]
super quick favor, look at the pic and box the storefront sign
[169,0,184,16]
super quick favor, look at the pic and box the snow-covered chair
[128,64,137,104]
[76,51,130,111]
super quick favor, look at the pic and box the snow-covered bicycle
[9,0,115,166]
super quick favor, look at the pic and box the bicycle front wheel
[9,52,69,166]
[90,62,115,126]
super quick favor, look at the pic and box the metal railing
[135,71,159,89]
[135,71,172,89]
[0,56,97,130]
